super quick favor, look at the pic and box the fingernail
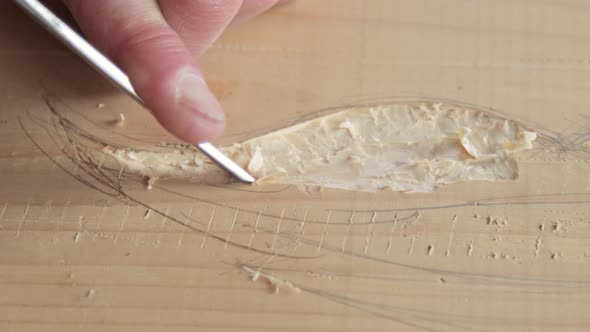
[175,70,225,122]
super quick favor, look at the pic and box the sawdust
[106,112,126,127]
[306,271,336,280]
[145,177,158,191]
[241,265,301,295]
[487,216,509,227]
[490,252,519,261]
[116,113,125,126]
[487,216,509,232]
[552,220,567,233]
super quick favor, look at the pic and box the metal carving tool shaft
[14,0,255,184]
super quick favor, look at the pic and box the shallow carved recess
[105,102,536,192]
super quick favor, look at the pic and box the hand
[62,0,286,143]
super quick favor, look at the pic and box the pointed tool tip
[196,142,256,184]
[238,172,256,184]
[226,164,256,184]
[225,165,256,184]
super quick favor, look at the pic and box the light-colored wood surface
[1,1,590,331]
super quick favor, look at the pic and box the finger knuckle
[110,23,184,61]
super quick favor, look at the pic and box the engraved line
[293,208,309,251]
[77,211,85,232]
[113,205,130,246]
[363,211,376,255]
[340,211,355,253]
[445,214,459,257]
[15,202,31,238]
[467,239,474,256]
[96,152,107,171]
[225,208,240,249]
[534,235,543,257]
[427,244,434,256]
[271,208,285,251]
[177,206,193,247]
[116,165,126,183]
[317,210,332,252]
[200,206,217,249]
[247,208,263,249]
[155,204,171,248]
[534,220,545,257]
[408,235,416,256]
[0,202,7,221]
[385,212,399,255]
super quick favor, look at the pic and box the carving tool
[13,0,256,184]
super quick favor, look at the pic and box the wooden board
[1,1,590,331]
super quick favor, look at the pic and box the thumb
[63,0,225,144]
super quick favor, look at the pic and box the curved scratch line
[23,94,590,287]
[159,185,419,226]
[19,115,319,260]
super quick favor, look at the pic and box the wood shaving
[241,265,301,295]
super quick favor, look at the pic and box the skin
[61,0,287,144]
